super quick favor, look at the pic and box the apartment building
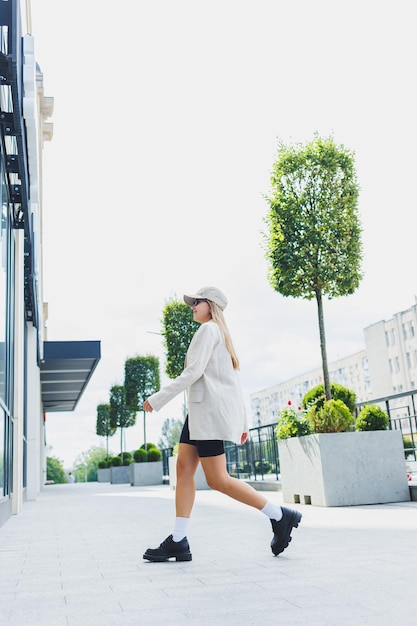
[251,301,417,427]
[365,303,417,398]
[251,349,370,426]
[0,0,100,527]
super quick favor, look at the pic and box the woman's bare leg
[200,453,268,510]
[175,443,200,518]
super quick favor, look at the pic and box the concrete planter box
[278,430,410,507]
[130,461,163,486]
[168,456,210,490]
[110,465,130,484]
[97,468,111,483]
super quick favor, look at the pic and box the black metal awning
[40,341,101,412]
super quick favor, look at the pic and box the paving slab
[0,481,416,625]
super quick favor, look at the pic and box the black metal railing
[357,389,417,462]
[225,423,280,481]
[161,446,173,478]
[161,423,280,482]
[162,390,417,481]
[391,415,417,462]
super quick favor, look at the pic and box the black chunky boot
[143,535,192,562]
[270,507,302,556]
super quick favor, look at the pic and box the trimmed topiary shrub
[133,448,148,463]
[306,399,354,433]
[355,405,389,431]
[98,461,108,469]
[111,456,121,467]
[255,460,271,474]
[120,452,132,466]
[302,383,356,414]
[140,442,157,451]
[147,447,162,462]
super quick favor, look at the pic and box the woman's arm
[144,322,220,412]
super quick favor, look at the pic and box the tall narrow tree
[162,299,199,379]
[161,299,199,420]
[96,403,116,463]
[265,134,363,400]
[124,356,160,449]
[109,385,135,463]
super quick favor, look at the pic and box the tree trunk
[315,289,331,400]
[120,427,124,463]
[143,410,147,449]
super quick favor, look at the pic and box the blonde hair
[207,301,240,370]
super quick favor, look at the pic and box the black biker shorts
[179,416,225,457]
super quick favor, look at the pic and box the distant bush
[147,448,162,462]
[133,448,148,463]
[140,442,157,451]
[121,452,132,466]
[306,399,354,433]
[255,460,271,474]
[355,405,389,431]
[302,383,356,414]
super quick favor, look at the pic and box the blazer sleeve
[146,322,220,412]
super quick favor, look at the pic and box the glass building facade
[0,151,15,506]
[0,0,100,527]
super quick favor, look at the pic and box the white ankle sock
[172,517,190,542]
[261,501,283,522]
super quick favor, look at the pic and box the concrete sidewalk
[0,481,416,626]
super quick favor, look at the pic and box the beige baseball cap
[183,286,228,311]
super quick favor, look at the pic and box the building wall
[251,349,370,426]
[0,0,100,529]
[363,306,417,399]
[362,320,391,399]
[0,0,52,526]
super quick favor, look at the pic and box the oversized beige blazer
[147,320,248,444]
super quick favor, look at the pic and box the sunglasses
[192,299,208,306]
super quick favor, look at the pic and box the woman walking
[143,286,301,562]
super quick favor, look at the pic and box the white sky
[29,0,417,467]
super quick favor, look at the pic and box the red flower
[287,400,292,406]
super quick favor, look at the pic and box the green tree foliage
[109,385,136,462]
[403,437,414,459]
[162,299,199,379]
[124,356,160,411]
[124,356,160,448]
[133,448,148,462]
[275,403,312,440]
[306,399,354,433]
[96,403,117,463]
[140,442,157,450]
[112,451,132,466]
[73,446,108,482]
[158,417,184,449]
[265,134,362,400]
[302,383,356,414]
[355,405,389,431]
[46,456,67,484]
[147,447,162,462]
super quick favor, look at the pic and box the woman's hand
[143,399,153,413]
[240,432,248,445]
